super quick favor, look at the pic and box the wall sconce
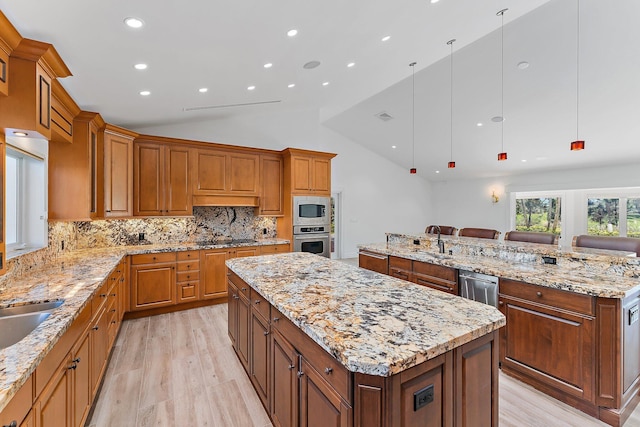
[491,191,500,204]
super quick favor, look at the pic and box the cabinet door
[250,310,270,410]
[358,251,388,275]
[500,295,595,401]
[71,330,91,427]
[165,145,191,215]
[35,64,52,138]
[20,410,34,427]
[237,293,251,373]
[90,306,110,398]
[34,357,71,427]
[134,142,163,216]
[130,263,176,310]
[0,48,8,96]
[228,153,259,194]
[311,158,330,194]
[299,358,351,427]
[200,250,229,299]
[271,330,299,427]
[193,149,226,193]
[291,156,312,193]
[259,155,284,216]
[228,280,239,346]
[104,131,133,217]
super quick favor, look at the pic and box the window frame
[585,188,640,237]
[5,147,24,251]
[510,190,566,242]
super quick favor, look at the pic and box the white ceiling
[1,0,639,181]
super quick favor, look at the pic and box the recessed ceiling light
[264,63,273,69]
[13,131,28,137]
[288,83,295,88]
[477,122,483,127]
[322,82,329,86]
[431,0,440,3]
[521,159,527,163]
[517,61,530,70]
[287,29,298,37]
[303,60,321,69]
[391,145,397,149]
[247,85,256,91]
[381,35,391,42]
[347,62,355,68]
[435,170,440,174]
[491,116,504,122]
[124,17,144,29]
[134,63,147,70]
[139,90,151,96]
[199,88,208,93]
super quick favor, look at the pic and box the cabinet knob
[111,293,117,297]
[106,210,111,213]
[100,294,107,298]
[536,291,542,297]
[111,320,117,324]
[324,367,333,375]
[297,371,304,378]
[153,257,157,261]
[73,357,81,364]
[111,309,117,313]
[498,301,504,306]
[288,364,295,370]
[233,295,239,300]
[255,300,261,304]
[68,363,77,370]
[273,317,280,323]
[241,287,247,291]
[92,326,99,331]
[4,421,17,427]
[263,331,269,336]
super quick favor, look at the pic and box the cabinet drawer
[92,280,110,314]
[389,256,412,271]
[229,273,251,299]
[130,252,176,265]
[414,272,457,294]
[177,260,200,272]
[413,261,456,282]
[177,270,200,282]
[178,282,199,301]
[272,308,351,402]
[260,244,289,255]
[250,288,270,320]
[177,250,199,261]
[499,278,594,316]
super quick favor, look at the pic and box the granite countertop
[359,241,640,298]
[0,238,288,413]
[226,252,506,377]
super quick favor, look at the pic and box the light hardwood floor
[87,304,640,427]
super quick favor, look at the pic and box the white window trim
[5,148,24,252]
[510,190,566,243]
[584,188,640,237]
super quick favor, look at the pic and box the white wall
[432,162,640,246]
[134,107,433,258]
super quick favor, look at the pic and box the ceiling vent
[375,111,394,122]
[183,100,281,112]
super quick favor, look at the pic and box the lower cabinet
[70,331,91,427]
[387,256,458,295]
[201,249,229,300]
[271,329,299,427]
[358,250,388,275]
[299,357,352,427]
[33,359,71,427]
[130,253,177,311]
[250,305,270,409]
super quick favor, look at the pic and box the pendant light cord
[410,62,417,168]
[498,9,507,154]
[576,0,580,140]
[448,39,455,162]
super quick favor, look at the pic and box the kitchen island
[359,235,640,426]
[225,252,506,426]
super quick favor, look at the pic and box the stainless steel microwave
[293,196,331,227]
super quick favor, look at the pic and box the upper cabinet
[133,139,191,216]
[0,132,5,275]
[50,80,80,144]
[191,147,260,207]
[0,12,21,97]
[103,124,137,218]
[0,38,72,140]
[284,148,335,196]
[258,154,284,216]
[49,111,104,221]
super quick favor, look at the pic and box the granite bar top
[226,252,506,377]
[359,241,640,298]
[0,238,288,413]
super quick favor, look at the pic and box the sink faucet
[433,225,445,254]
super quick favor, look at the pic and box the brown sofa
[573,235,640,256]
[504,231,558,245]
[458,228,500,240]
[425,225,457,236]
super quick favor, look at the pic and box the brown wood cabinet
[285,150,333,196]
[50,80,79,144]
[387,256,458,295]
[33,356,71,427]
[0,39,70,140]
[200,249,230,300]
[49,112,104,220]
[260,244,290,255]
[70,329,91,427]
[300,357,352,427]
[0,135,5,276]
[271,329,299,427]
[0,13,20,98]
[358,250,388,275]
[0,375,32,427]
[133,140,191,216]
[259,154,284,216]
[250,292,271,410]
[176,250,200,303]
[130,253,177,311]
[103,125,136,218]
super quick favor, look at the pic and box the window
[585,192,640,238]
[5,152,19,246]
[628,199,640,238]
[515,197,562,235]
[587,198,619,236]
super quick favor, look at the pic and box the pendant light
[447,39,456,169]
[497,8,508,161]
[409,61,417,174]
[571,0,585,151]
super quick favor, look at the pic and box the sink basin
[0,300,63,317]
[0,301,63,350]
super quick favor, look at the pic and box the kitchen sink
[0,300,64,350]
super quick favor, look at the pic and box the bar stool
[425,225,457,235]
[573,235,640,256]
[458,228,501,240]
[504,231,558,245]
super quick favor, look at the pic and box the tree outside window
[587,198,619,236]
[628,199,640,238]
[515,197,561,235]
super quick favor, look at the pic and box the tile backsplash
[3,207,277,280]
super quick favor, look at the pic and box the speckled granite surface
[226,252,506,377]
[0,239,288,413]
[360,241,640,298]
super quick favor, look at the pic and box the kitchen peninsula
[359,233,640,426]
[226,252,505,426]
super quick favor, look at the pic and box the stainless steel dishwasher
[459,270,499,307]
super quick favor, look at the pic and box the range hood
[192,195,260,207]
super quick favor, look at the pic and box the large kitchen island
[225,252,506,427]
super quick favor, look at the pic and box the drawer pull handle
[255,300,261,304]
[73,357,81,363]
[4,421,17,427]
[111,309,117,313]
[263,331,269,336]
[92,326,99,331]
[324,367,333,375]
[68,363,77,370]
[111,320,117,324]
[536,292,542,297]
[288,364,295,370]
[241,287,247,291]
[233,295,239,300]
[273,317,280,323]
[297,371,304,378]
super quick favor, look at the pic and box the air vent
[183,100,281,112]
[375,111,394,121]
